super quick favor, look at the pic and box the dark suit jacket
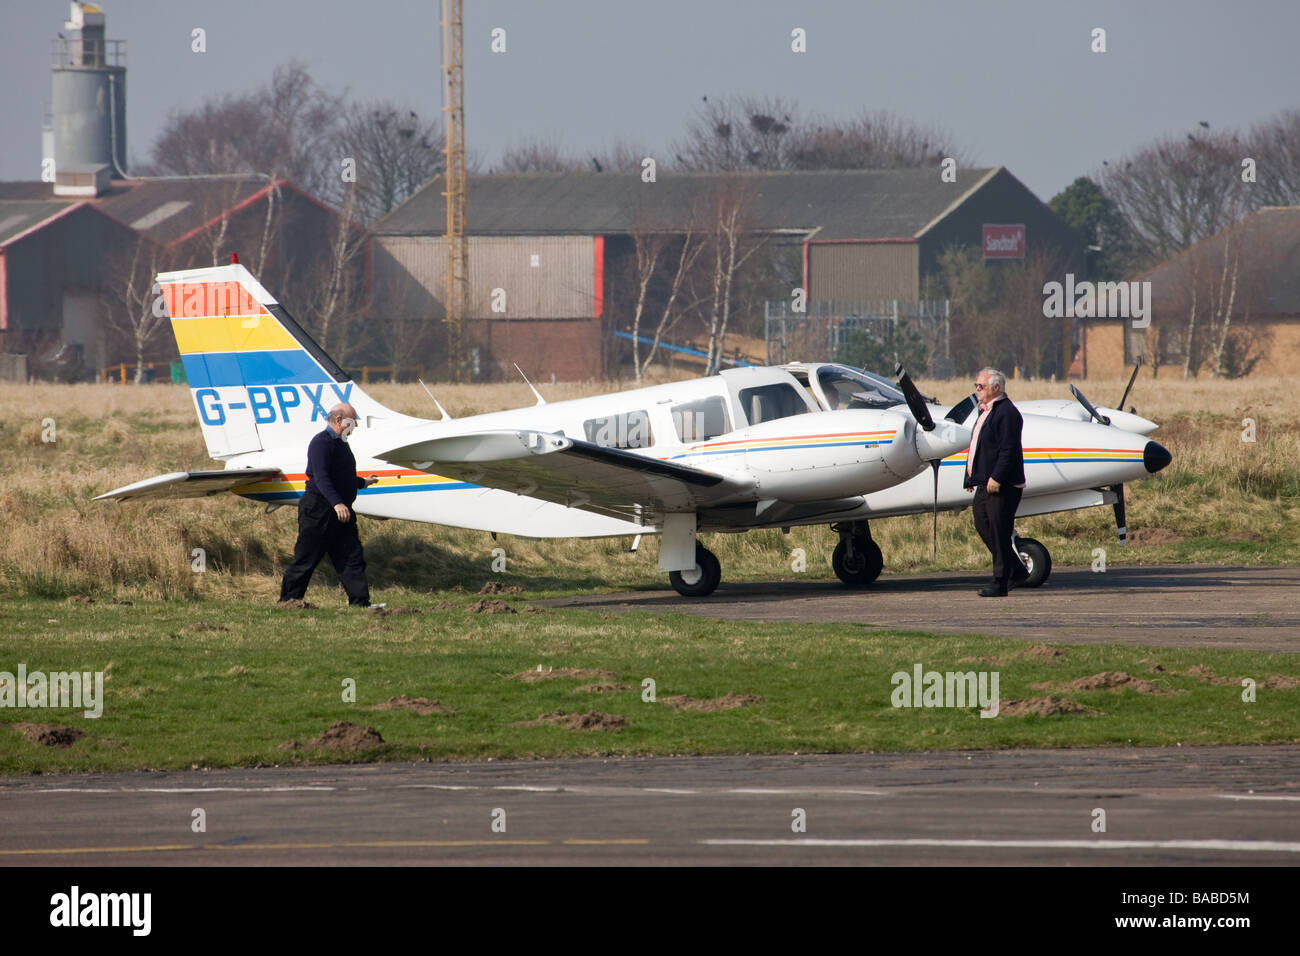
[963,395,1026,489]
[304,428,364,507]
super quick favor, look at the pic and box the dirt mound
[11,722,85,747]
[1138,658,1166,673]
[1263,675,1300,689]
[524,606,547,614]
[1183,665,1236,685]
[1023,644,1065,659]
[184,621,228,633]
[366,605,421,617]
[997,696,1102,718]
[468,599,516,614]
[1031,671,1175,694]
[368,695,457,716]
[66,595,94,604]
[1225,531,1266,543]
[1127,528,1185,546]
[661,692,765,712]
[575,682,631,693]
[308,721,386,751]
[478,581,524,595]
[276,599,316,609]
[514,711,627,730]
[516,667,618,683]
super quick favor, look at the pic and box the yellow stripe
[170,313,299,355]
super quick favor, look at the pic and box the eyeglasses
[974,383,988,390]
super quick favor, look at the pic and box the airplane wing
[376,429,745,522]
[94,468,285,502]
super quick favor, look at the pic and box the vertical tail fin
[159,263,404,460]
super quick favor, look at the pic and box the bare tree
[697,177,767,375]
[625,211,706,384]
[674,95,799,171]
[101,240,174,383]
[788,109,974,169]
[498,134,654,174]
[145,62,342,200]
[1246,109,1300,208]
[334,103,443,223]
[1098,128,1252,271]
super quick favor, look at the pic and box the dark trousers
[279,492,370,605]
[972,484,1024,588]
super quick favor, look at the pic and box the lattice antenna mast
[440,0,468,381]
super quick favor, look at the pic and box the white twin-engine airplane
[97,262,1172,597]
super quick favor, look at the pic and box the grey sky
[4,0,1298,200]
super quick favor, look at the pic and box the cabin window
[739,383,808,425]
[672,396,730,442]
[583,410,653,449]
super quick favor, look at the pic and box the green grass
[1,595,1296,774]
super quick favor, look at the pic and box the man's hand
[363,475,379,487]
[334,503,352,522]
[986,477,1001,494]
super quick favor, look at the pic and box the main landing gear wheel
[669,543,722,597]
[1013,535,1052,588]
[832,536,884,587]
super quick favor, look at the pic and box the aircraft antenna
[514,364,547,405]
[418,378,453,420]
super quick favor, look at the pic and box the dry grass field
[0,373,1296,602]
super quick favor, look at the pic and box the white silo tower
[46,2,127,194]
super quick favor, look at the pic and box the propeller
[930,459,940,558]
[895,365,935,431]
[896,365,941,555]
[1110,483,1127,546]
[1117,355,1144,413]
[1068,383,1110,425]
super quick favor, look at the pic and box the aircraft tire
[832,537,884,586]
[669,544,722,597]
[1015,537,1052,588]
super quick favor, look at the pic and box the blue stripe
[181,350,326,388]
[675,438,893,460]
[940,457,1139,467]
[239,482,479,502]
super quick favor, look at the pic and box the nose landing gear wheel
[832,536,884,586]
[1013,536,1051,588]
[669,543,722,597]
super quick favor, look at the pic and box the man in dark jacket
[279,402,378,606]
[963,368,1028,597]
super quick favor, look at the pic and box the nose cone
[1143,440,1172,473]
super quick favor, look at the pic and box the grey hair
[980,367,1006,393]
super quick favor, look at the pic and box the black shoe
[978,586,1007,597]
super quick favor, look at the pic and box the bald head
[328,403,358,437]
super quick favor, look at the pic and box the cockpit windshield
[815,364,907,411]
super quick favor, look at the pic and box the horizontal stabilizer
[94,468,284,502]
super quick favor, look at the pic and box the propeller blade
[1117,355,1144,412]
[1111,483,1127,546]
[1069,383,1111,426]
[895,365,935,431]
[930,459,940,559]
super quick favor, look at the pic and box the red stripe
[593,235,604,318]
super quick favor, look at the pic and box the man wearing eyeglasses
[963,368,1027,597]
[279,402,380,606]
